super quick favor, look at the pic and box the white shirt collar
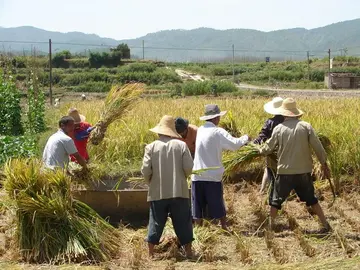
[203,122,216,127]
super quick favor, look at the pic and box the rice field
[47,96,360,182]
[1,96,360,269]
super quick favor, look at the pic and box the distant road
[237,83,360,98]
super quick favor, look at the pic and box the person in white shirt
[43,116,87,170]
[192,104,250,231]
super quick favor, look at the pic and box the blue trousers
[147,198,194,246]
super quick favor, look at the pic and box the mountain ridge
[1,18,360,61]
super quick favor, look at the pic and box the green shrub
[0,136,37,164]
[182,80,237,96]
[122,63,157,73]
[67,58,89,68]
[26,73,46,134]
[72,81,111,92]
[0,73,24,136]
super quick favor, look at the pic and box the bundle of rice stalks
[3,159,121,263]
[90,83,144,145]
[219,111,242,137]
[223,143,262,179]
[223,133,332,180]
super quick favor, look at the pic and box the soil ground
[0,181,359,269]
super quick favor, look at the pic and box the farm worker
[253,97,284,195]
[192,104,250,231]
[175,117,198,158]
[67,108,94,162]
[258,98,332,233]
[42,116,87,170]
[142,115,194,258]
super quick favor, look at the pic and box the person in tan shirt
[141,115,194,258]
[259,98,331,233]
[175,117,198,158]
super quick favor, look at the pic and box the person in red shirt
[68,108,94,162]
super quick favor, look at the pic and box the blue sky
[0,0,359,40]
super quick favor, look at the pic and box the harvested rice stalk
[219,111,242,137]
[334,228,355,255]
[233,231,252,264]
[223,143,262,179]
[90,83,144,145]
[224,133,331,180]
[294,228,316,257]
[264,230,288,264]
[3,159,121,263]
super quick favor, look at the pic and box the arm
[218,128,249,151]
[75,124,94,141]
[141,144,153,183]
[258,128,279,155]
[254,120,272,144]
[308,126,327,165]
[72,152,88,169]
[64,138,87,169]
[182,146,194,177]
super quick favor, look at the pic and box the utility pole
[328,48,331,89]
[328,49,331,74]
[142,40,145,60]
[49,39,53,106]
[307,51,310,79]
[232,44,235,82]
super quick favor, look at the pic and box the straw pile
[90,83,144,145]
[3,159,121,263]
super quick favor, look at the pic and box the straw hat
[199,104,227,121]
[149,115,181,138]
[68,108,86,124]
[275,98,304,117]
[264,97,284,115]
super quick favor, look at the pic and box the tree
[111,43,131,59]
[52,50,72,68]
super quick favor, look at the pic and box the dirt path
[174,68,360,98]
[175,69,206,81]
[237,82,360,98]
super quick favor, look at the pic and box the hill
[1,19,360,61]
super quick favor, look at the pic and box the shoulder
[81,122,92,128]
[54,131,72,142]
[170,139,187,148]
[189,124,198,131]
[298,120,313,129]
[272,124,282,134]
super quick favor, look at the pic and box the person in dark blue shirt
[254,97,284,195]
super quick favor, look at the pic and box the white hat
[275,98,304,117]
[264,97,284,115]
[199,104,227,121]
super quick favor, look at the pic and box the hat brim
[199,111,227,121]
[276,108,304,117]
[149,126,181,138]
[264,101,281,115]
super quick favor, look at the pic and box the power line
[0,40,329,54]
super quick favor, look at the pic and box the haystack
[3,159,121,263]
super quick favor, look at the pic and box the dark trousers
[147,198,194,246]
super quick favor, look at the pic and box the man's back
[273,118,326,174]
[193,122,249,182]
[43,130,77,169]
[142,136,193,201]
[180,124,198,156]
